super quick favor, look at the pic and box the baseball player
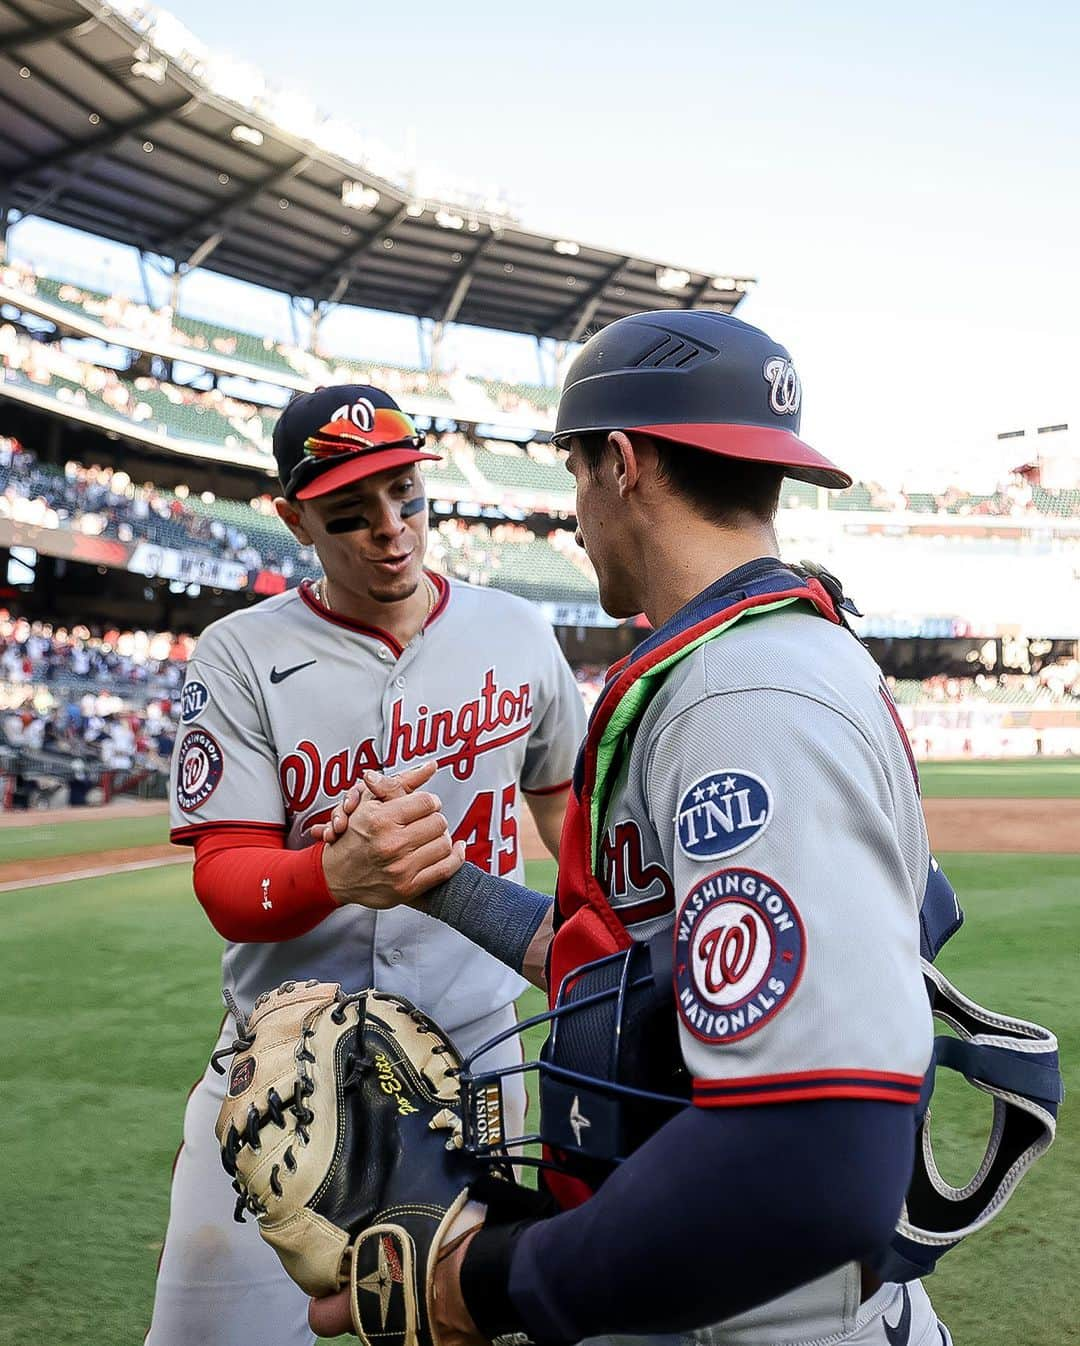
[312,313,953,1345]
[146,385,586,1346]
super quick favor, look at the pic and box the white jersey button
[387,948,403,965]
[394,676,406,689]
[377,648,391,662]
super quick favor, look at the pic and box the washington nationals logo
[762,356,801,416]
[675,867,805,1044]
[175,729,224,812]
[697,913,759,994]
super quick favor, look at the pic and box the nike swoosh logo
[269,659,317,684]
[883,1285,912,1346]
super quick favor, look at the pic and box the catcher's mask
[460,933,689,1179]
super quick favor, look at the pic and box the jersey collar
[298,570,450,658]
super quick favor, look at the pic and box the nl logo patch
[675,770,772,860]
[675,867,805,1044]
[180,679,211,724]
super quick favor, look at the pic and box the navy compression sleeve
[424,862,552,973]
[462,1099,915,1344]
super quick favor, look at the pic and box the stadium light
[406,202,425,217]
[435,209,465,230]
[230,124,264,147]
[341,181,380,213]
[554,240,580,256]
[656,267,690,292]
[712,276,736,291]
[131,46,167,83]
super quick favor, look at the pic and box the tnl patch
[176,729,224,812]
[180,679,211,724]
[675,770,772,860]
[675,867,804,1044]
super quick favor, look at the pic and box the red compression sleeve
[190,826,339,943]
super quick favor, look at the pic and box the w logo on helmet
[763,357,801,416]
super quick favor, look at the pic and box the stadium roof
[0,0,756,341]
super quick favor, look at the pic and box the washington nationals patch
[675,770,772,860]
[176,728,225,812]
[675,867,805,1044]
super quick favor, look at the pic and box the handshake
[319,760,465,911]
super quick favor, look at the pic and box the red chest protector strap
[549,570,844,1002]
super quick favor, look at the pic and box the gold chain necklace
[315,574,437,619]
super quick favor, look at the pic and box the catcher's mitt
[213,979,524,1346]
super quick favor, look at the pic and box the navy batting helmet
[552,310,851,490]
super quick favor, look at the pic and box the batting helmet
[552,310,851,490]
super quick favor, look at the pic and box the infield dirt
[3,794,1077,889]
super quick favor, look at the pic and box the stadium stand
[426,520,597,604]
[889,674,1080,706]
[0,614,185,806]
[5,270,1080,519]
[0,261,559,420]
[469,443,571,496]
[0,441,597,605]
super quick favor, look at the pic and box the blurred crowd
[1,604,1078,811]
[0,614,186,806]
[0,440,318,580]
[426,518,536,585]
[834,477,1080,520]
[0,321,273,450]
[0,260,557,419]
[891,665,1080,704]
[0,613,190,694]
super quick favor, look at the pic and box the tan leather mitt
[213,980,518,1346]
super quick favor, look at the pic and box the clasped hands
[318,760,465,909]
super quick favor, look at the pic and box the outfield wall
[897,702,1080,758]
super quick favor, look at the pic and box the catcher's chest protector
[546,562,1062,1280]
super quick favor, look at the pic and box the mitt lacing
[214,983,367,1223]
[387,999,462,1089]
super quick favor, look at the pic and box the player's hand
[307,1225,487,1344]
[308,1287,352,1337]
[321,764,454,845]
[320,785,361,844]
[429,1224,487,1346]
[320,761,464,909]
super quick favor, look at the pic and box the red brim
[634,423,852,490]
[295,448,442,499]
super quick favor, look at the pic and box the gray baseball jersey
[170,574,585,1025]
[595,605,934,1344]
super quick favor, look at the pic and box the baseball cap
[273,384,440,500]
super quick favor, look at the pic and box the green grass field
[0,812,168,864]
[919,757,1080,798]
[0,771,1075,1344]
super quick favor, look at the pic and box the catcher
[219,312,1061,1346]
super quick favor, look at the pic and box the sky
[10,1,1080,488]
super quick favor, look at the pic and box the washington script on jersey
[279,668,534,816]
